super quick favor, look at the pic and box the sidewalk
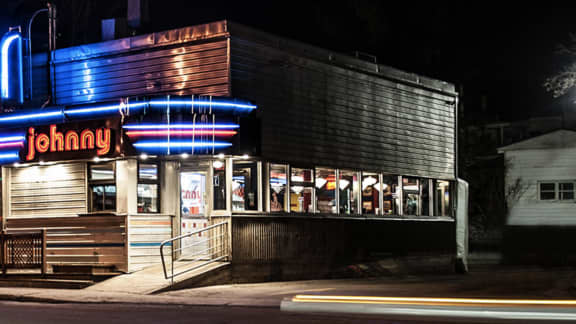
[0,266,575,307]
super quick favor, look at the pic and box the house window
[138,162,159,213]
[232,161,259,211]
[290,167,314,213]
[539,181,575,201]
[89,162,116,212]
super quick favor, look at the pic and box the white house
[498,129,576,226]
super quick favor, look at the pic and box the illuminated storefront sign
[20,121,118,162]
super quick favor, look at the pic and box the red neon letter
[50,124,64,152]
[36,133,50,153]
[95,128,110,155]
[65,130,79,151]
[26,127,35,161]
[80,130,95,150]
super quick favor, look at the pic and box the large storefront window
[315,168,336,213]
[402,177,419,216]
[212,160,227,210]
[89,162,116,212]
[434,180,452,216]
[339,170,359,214]
[270,164,287,212]
[233,161,259,211]
[138,162,159,213]
[290,167,314,213]
[382,175,399,215]
[421,178,430,216]
[361,172,380,214]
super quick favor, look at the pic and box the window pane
[315,168,336,213]
[434,180,451,216]
[421,178,430,216]
[540,183,556,200]
[339,170,359,214]
[233,161,258,211]
[92,186,105,211]
[139,163,158,181]
[104,185,116,210]
[403,177,419,216]
[559,182,574,200]
[138,183,158,213]
[362,173,380,214]
[270,164,287,212]
[381,175,399,215]
[90,162,114,180]
[213,160,227,210]
[290,168,313,213]
[560,183,574,191]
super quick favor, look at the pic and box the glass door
[180,171,208,259]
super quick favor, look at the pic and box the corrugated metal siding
[52,39,231,105]
[232,216,455,263]
[230,38,456,179]
[506,148,576,226]
[9,163,87,218]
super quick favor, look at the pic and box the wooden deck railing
[0,230,47,275]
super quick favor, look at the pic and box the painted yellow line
[293,295,576,306]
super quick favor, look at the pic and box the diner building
[0,20,464,280]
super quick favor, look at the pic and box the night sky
[1,1,576,121]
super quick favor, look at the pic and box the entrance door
[180,171,209,259]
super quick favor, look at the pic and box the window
[402,177,420,216]
[539,181,575,201]
[339,170,359,214]
[315,168,336,213]
[212,159,227,210]
[421,178,430,216]
[269,164,287,212]
[434,180,452,216]
[290,168,314,213]
[233,161,259,211]
[89,162,116,212]
[381,175,399,215]
[138,162,159,213]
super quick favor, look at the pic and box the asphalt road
[0,301,479,324]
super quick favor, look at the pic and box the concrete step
[0,278,93,289]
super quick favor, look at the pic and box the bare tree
[544,33,576,97]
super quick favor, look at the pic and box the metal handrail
[160,221,228,283]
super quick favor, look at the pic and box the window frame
[289,166,315,213]
[88,162,117,212]
[137,161,161,214]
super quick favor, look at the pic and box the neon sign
[25,124,111,161]
[1,31,24,103]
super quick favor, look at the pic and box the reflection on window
[362,173,380,214]
[339,170,359,214]
[434,180,452,216]
[381,175,399,215]
[316,168,336,213]
[89,163,116,212]
[233,161,259,211]
[138,163,159,213]
[402,177,419,216]
[290,168,314,213]
[270,164,287,212]
[213,160,227,210]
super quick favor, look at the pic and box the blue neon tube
[123,123,239,129]
[1,33,20,99]
[133,141,232,148]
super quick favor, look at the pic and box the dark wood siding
[230,32,456,180]
[52,39,231,105]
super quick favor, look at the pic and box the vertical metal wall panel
[52,39,231,105]
[229,30,457,180]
